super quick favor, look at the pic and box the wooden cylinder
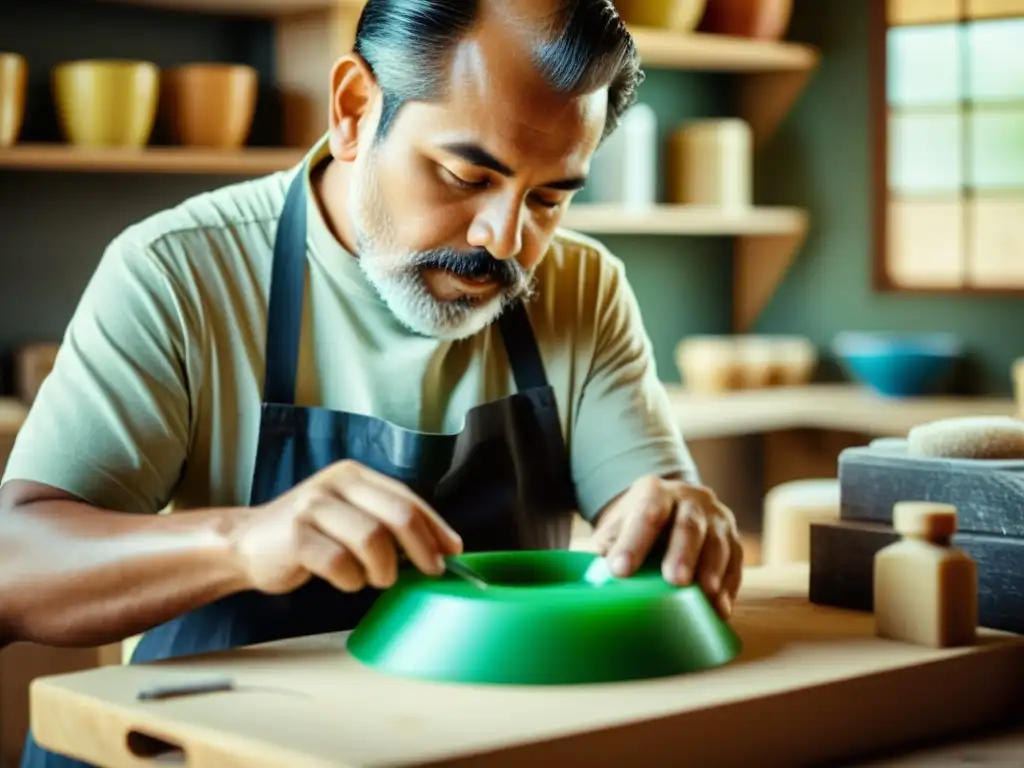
[763,478,841,567]
[667,119,753,208]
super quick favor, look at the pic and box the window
[875,0,1024,291]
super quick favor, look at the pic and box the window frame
[871,0,1024,294]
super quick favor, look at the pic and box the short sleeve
[570,257,699,521]
[1,235,193,514]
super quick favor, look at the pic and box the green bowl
[347,550,742,685]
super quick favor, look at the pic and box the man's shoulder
[533,227,628,308]
[545,227,625,275]
[108,168,293,270]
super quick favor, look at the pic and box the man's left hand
[590,476,743,619]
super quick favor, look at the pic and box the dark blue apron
[23,165,578,767]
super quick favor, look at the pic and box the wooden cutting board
[30,566,1024,767]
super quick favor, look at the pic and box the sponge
[907,416,1024,460]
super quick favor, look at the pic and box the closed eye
[441,166,490,191]
[529,195,561,209]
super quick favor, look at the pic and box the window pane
[889,111,963,192]
[887,25,962,106]
[967,196,1024,287]
[966,0,1024,18]
[889,0,960,25]
[968,107,1024,189]
[966,18,1024,102]
[888,200,965,288]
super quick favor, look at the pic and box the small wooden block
[838,445,1024,537]
[810,520,1024,635]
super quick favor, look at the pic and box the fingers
[662,498,708,585]
[294,524,367,593]
[307,500,401,588]
[605,477,675,577]
[329,461,463,556]
[665,504,743,620]
[337,479,449,577]
[716,531,744,619]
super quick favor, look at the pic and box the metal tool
[444,557,489,590]
[137,676,235,701]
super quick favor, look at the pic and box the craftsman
[2,0,742,765]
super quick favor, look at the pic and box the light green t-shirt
[2,137,696,522]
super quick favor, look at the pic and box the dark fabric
[24,166,577,767]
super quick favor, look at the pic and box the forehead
[393,21,608,171]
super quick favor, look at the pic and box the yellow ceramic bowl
[0,52,27,147]
[615,0,707,32]
[52,59,160,148]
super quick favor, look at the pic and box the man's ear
[328,53,378,161]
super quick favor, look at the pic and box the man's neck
[310,157,359,258]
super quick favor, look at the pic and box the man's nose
[468,197,525,261]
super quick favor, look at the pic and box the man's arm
[568,250,741,615]
[0,236,247,647]
[569,251,700,523]
[0,481,247,648]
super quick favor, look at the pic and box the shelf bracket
[732,223,808,333]
[738,62,818,148]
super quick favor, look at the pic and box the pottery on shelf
[0,52,26,147]
[160,63,258,149]
[675,334,817,393]
[667,118,753,208]
[615,0,707,32]
[698,0,794,40]
[52,59,160,148]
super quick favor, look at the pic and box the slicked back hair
[352,0,644,143]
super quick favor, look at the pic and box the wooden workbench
[29,566,1024,767]
[663,384,1016,440]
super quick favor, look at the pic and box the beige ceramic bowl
[52,59,160,147]
[770,336,818,386]
[675,336,741,393]
[160,63,258,149]
[0,52,26,147]
[616,0,707,32]
[676,334,817,392]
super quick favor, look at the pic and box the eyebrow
[439,142,587,191]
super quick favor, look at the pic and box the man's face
[343,26,608,340]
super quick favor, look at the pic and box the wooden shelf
[629,27,819,72]
[562,204,805,236]
[563,205,809,333]
[665,384,1017,440]
[0,144,304,174]
[98,0,363,16]
[71,4,822,330]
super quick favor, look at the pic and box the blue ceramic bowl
[831,332,963,397]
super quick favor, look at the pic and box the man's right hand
[230,460,463,595]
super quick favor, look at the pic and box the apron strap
[262,169,309,405]
[498,301,550,392]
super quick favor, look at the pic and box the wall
[0,1,742,395]
[0,0,275,391]
[756,0,1023,396]
[3,1,1017,397]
